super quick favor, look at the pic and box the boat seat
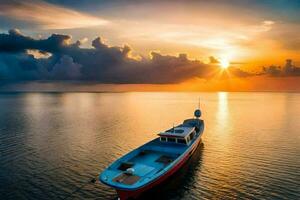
[155,155,174,165]
[113,173,140,185]
[139,149,152,156]
[118,162,134,171]
[133,164,155,176]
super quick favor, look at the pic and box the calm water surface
[0,92,299,200]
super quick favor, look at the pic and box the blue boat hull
[116,135,202,200]
[100,118,204,200]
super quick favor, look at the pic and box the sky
[0,0,300,91]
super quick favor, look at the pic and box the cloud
[209,56,220,64]
[263,60,300,76]
[263,20,275,26]
[0,0,108,29]
[0,29,252,83]
[51,56,81,79]
[0,28,71,53]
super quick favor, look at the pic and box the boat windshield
[167,138,176,142]
[160,137,187,145]
[177,138,187,144]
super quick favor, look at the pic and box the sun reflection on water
[217,92,228,123]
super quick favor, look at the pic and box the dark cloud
[263,60,300,76]
[0,29,252,83]
[51,56,81,79]
[0,29,71,53]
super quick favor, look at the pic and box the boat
[99,107,204,200]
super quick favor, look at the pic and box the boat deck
[127,150,178,177]
[101,139,189,188]
[100,129,202,189]
[132,149,178,165]
[99,114,204,194]
[110,149,178,185]
[112,148,182,185]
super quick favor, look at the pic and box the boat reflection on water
[137,142,204,200]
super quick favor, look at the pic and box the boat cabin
[158,126,196,145]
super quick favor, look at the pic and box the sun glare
[220,58,230,69]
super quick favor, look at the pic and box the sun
[220,58,230,69]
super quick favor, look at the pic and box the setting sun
[220,58,230,69]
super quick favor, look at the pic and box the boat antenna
[194,98,201,119]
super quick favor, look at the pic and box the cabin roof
[158,126,195,138]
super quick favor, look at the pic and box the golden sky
[0,0,299,91]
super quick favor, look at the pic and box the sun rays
[220,58,230,69]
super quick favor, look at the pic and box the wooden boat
[100,108,204,200]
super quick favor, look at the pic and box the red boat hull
[116,137,202,200]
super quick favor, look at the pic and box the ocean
[0,92,299,200]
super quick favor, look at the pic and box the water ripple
[0,92,299,200]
